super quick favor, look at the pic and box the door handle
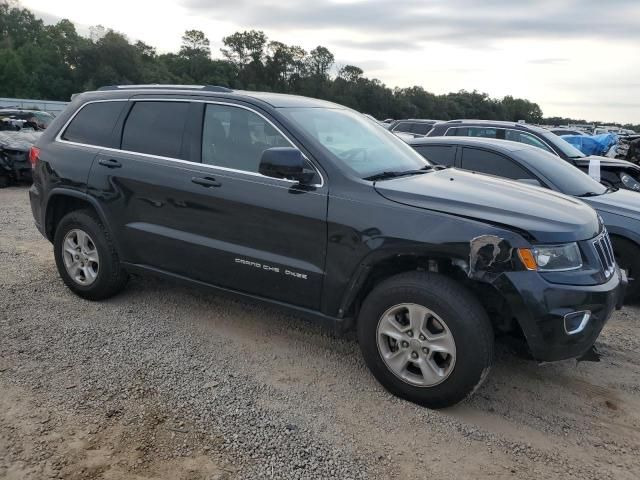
[98,158,122,169]
[191,176,221,188]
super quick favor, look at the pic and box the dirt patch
[0,384,232,480]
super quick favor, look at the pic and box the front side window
[201,104,290,172]
[62,101,126,147]
[121,101,190,158]
[461,147,535,181]
[505,130,553,153]
[280,107,428,178]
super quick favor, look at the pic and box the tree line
[0,2,637,130]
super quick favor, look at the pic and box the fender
[43,187,123,257]
[335,234,519,320]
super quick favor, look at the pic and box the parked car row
[0,108,51,188]
[26,86,630,409]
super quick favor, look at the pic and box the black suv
[29,85,624,408]
[427,120,640,192]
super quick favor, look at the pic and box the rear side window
[446,127,466,136]
[467,127,498,139]
[61,101,125,147]
[505,130,554,153]
[121,101,190,158]
[414,145,456,166]
[461,147,534,180]
[412,123,433,135]
[393,122,413,133]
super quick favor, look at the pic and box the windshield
[279,107,429,178]
[518,148,606,196]
[539,130,586,158]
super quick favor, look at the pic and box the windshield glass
[279,107,429,178]
[518,148,606,196]
[539,130,586,158]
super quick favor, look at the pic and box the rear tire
[53,210,128,300]
[357,272,493,409]
[612,236,640,302]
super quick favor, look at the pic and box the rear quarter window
[61,101,126,147]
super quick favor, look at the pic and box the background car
[549,128,589,137]
[409,136,640,300]
[0,109,54,131]
[387,119,438,137]
[0,130,41,187]
[427,120,640,192]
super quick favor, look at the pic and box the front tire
[357,272,493,409]
[53,210,128,300]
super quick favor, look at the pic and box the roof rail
[97,84,233,93]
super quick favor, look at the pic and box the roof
[88,84,342,109]
[395,119,439,123]
[407,135,537,153]
[435,119,548,133]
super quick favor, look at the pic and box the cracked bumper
[491,269,624,361]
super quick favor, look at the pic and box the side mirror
[516,178,542,187]
[259,147,315,184]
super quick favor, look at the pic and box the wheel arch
[338,252,475,323]
[44,189,121,255]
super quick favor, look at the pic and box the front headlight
[518,243,582,271]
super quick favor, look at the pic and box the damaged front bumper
[489,268,625,362]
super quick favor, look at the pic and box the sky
[21,0,640,124]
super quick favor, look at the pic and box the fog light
[564,311,591,335]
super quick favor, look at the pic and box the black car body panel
[30,86,624,363]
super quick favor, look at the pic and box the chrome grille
[593,230,616,278]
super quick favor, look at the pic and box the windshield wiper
[365,165,445,182]
[577,191,603,197]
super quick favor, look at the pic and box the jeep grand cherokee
[29,85,625,408]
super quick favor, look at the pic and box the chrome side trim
[55,98,325,187]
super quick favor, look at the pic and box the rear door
[88,99,206,275]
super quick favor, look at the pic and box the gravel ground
[1,185,639,480]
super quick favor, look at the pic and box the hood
[583,188,640,221]
[374,168,600,243]
[574,155,640,171]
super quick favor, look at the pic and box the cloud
[529,58,569,65]
[181,0,640,48]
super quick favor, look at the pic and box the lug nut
[401,341,409,348]
[411,352,418,359]
[419,334,426,341]
[407,330,413,337]
[422,347,429,354]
